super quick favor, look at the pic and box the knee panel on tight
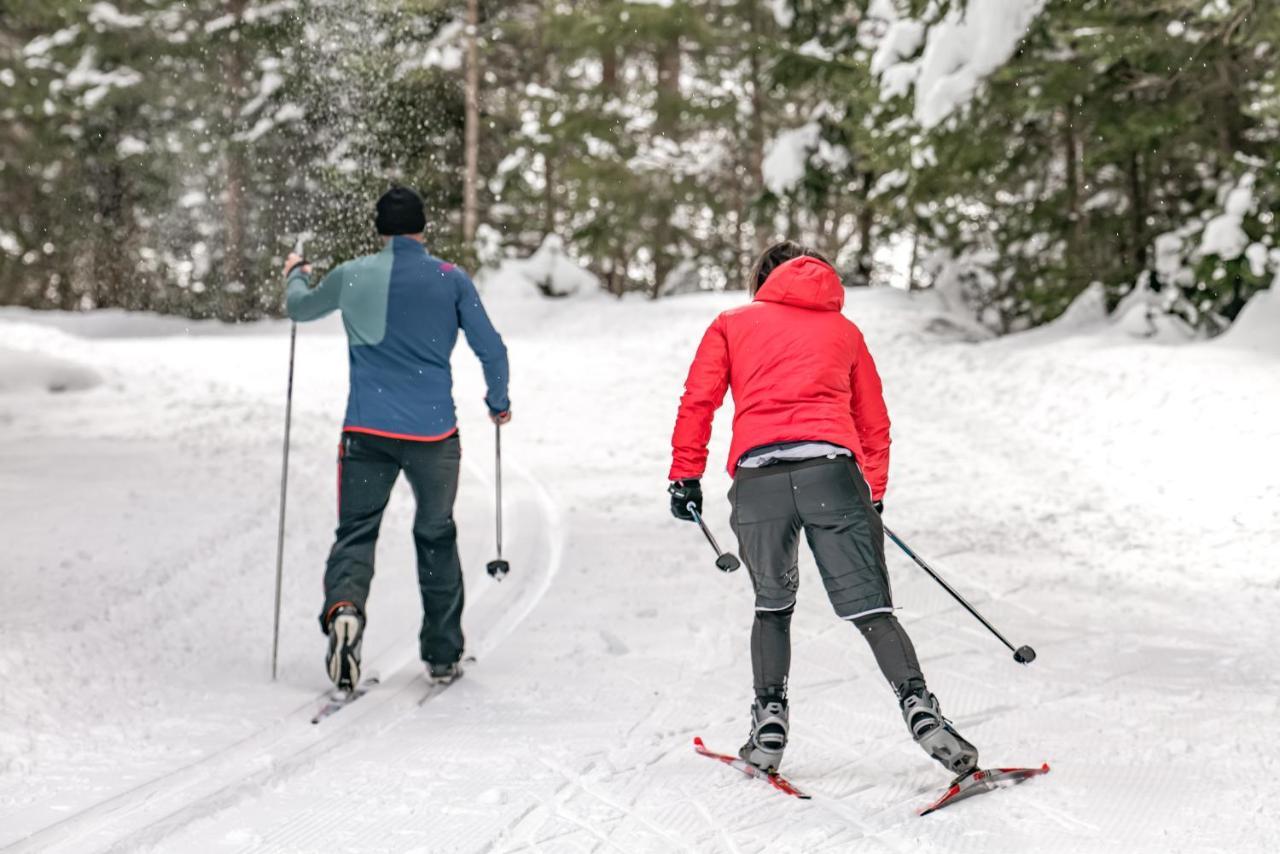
[756,605,795,627]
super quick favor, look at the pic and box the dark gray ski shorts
[728,456,892,620]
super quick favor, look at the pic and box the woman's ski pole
[486,422,510,580]
[688,503,741,573]
[271,321,297,681]
[883,525,1036,664]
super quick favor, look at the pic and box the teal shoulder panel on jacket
[337,243,395,347]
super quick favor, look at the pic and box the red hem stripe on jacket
[343,425,460,443]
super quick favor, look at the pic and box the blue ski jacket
[285,236,510,441]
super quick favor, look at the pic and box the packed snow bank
[1218,287,1280,353]
[0,347,100,393]
[0,306,290,338]
[483,234,600,299]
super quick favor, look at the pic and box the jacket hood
[754,255,844,311]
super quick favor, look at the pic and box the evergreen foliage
[0,0,1275,329]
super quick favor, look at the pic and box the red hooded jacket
[668,256,891,500]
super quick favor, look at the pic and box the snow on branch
[870,0,1046,129]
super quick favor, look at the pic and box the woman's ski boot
[739,697,789,773]
[900,686,979,776]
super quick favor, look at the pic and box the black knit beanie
[375,186,427,236]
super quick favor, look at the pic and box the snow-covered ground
[1,282,1277,853]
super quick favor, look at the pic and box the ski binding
[919,762,1050,815]
[693,736,811,799]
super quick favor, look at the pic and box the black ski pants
[729,456,925,700]
[319,430,465,666]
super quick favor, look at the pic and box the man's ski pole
[883,525,1036,664]
[272,234,308,681]
[486,422,510,580]
[688,503,741,573]
[271,321,297,681]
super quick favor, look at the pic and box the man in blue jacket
[283,186,510,690]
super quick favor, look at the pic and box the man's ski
[918,763,1050,815]
[693,737,811,799]
[310,674,380,724]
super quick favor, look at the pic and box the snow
[1218,286,1280,353]
[87,3,145,29]
[65,49,143,109]
[0,346,101,394]
[2,280,1279,851]
[419,19,464,72]
[768,0,795,29]
[240,69,284,117]
[870,19,925,77]
[762,122,821,195]
[1198,177,1255,260]
[115,135,147,158]
[481,235,601,299]
[22,26,80,59]
[874,0,1046,128]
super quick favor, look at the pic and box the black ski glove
[669,479,703,522]
[873,500,884,515]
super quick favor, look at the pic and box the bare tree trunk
[602,43,618,92]
[747,2,769,254]
[907,226,919,291]
[1061,104,1085,287]
[651,34,681,299]
[222,0,249,309]
[542,154,555,237]
[463,0,481,245]
[851,172,875,285]
[1127,150,1147,272]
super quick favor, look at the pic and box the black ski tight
[752,608,925,701]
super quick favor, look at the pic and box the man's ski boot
[325,604,364,693]
[739,697,789,773]
[426,660,464,686]
[900,684,979,776]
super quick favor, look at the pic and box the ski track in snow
[1,287,1278,853]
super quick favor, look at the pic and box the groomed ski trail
[4,455,564,854]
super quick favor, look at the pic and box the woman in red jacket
[668,241,977,778]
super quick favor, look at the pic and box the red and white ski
[693,737,812,799]
[918,763,1050,816]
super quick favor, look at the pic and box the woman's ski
[693,737,811,799]
[918,763,1050,815]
